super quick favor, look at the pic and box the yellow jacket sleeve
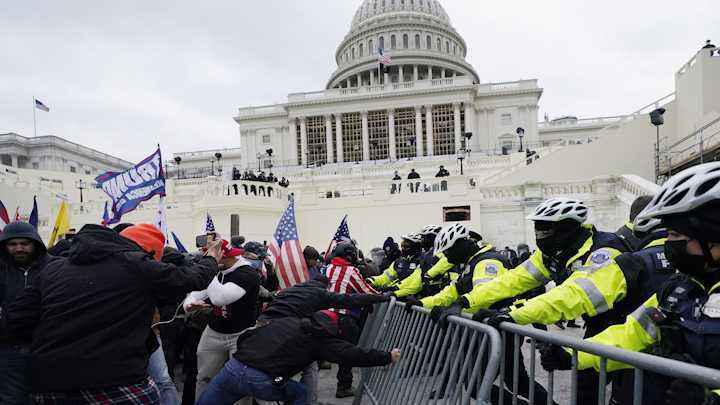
[509,249,626,325]
[369,262,398,288]
[394,269,422,298]
[463,250,550,313]
[576,295,660,372]
[426,253,454,279]
[420,283,459,309]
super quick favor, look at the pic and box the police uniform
[368,253,422,288]
[393,252,457,299]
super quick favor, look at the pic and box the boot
[318,360,332,370]
[336,385,356,398]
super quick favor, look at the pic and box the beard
[11,252,33,266]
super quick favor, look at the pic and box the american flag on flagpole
[205,212,216,233]
[324,215,351,260]
[268,198,308,289]
[378,48,392,65]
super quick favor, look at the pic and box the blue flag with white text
[95,147,165,225]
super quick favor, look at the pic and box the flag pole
[32,96,37,137]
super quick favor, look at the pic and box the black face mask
[664,239,708,277]
[401,243,421,258]
[535,220,583,258]
[444,239,478,265]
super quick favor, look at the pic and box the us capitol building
[1,0,718,251]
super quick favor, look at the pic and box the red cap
[221,239,243,258]
[120,224,165,261]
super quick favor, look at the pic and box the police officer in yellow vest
[368,234,424,291]
[540,162,720,405]
[392,225,457,299]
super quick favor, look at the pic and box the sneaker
[335,386,356,398]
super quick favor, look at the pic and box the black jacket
[6,224,218,391]
[234,314,391,379]
[259,278,387,321]
[0,222,53,345]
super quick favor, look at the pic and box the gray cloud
[1,0,716,162]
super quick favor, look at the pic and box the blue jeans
[196,359,307,405]
[147,339,180,405]
[0,344,31,405]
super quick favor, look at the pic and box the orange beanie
[120,224,165,261]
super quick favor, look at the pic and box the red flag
[0,199,9,225]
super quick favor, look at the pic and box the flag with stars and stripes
[324,215,351,260]
[205,212,215,233]
[268,198,308,289]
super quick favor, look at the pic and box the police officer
[615,195,654,251]
[410,224,553,404]
[392,225,456,299]
[540,162,720,405]
[476,201,674,404]
[368,234,424,291]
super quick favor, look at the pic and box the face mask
[535,224,580,258]
[664,239,708,277]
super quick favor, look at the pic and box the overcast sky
[1,0,716,162]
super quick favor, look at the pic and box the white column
[325,115,334,163]
[384,71,389,85]
[441,68,446,79]
[370,70,375,86]
[346,78,351,88]
[428,66,432,79]
[453,103,462,153]
[336,114,344,163]
[426,105,434,156]
[357,73,362,87]
[464,102,477,150]
[485,109,494,151]
[415,107,424,157]
[388,109,397,160]
[413,65,419,81]
[399,65,404,82]
[299,117,308,166]
[361,111,370,161]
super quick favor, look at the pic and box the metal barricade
[354,298,503,405]
[496,322,720,405]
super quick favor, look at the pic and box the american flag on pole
[378,48,392,65]
[34,99,50,112]
[205,212,216,233]
[268,198,308,289]
[324,215,351,260]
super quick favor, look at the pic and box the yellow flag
[48,201,70,247]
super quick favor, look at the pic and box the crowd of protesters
[231,168,290,188]
[3,161,720,405]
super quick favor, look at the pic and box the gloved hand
[430,303,462,328]
[471,309,513,328]
[378,286,398,293]
[404,296,423,313]
[539,345,572,371]
[665,379,710,405]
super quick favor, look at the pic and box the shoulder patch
[590,250,612,265]
[484,263,498,275]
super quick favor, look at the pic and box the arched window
[426,35,431,49]
[415,34,420,49]
[436,38,441,50]
[369,39,374,54]
[453,44,457,55]
[391,35,396,49]
[351,48,355,59]
[379,36,384,50]
[403,34,408,48]
[446,41,449,53]
[359,43,364,57]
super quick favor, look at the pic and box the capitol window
[391,35,396,49]
[359,43,364,57]
[426,35,431,49]
[415,34,420,49]
[437,38,441,50]
[262,134,271,144]
[403,34,408,49]
[379,36,384,50]
[352,48,355,59]
[446,41,450,53]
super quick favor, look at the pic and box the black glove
[404,296,422,313]
[665,379,710,405]
[539,345,572,371]
[430,303,462,328]
[471,309,512,328]
[378,286,398,293]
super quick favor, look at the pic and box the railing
[355,299,503,405]
[224,181,286,200]
[659,115,720,175]
[236,104,286,117]
[477,79,538,93]
[538,115,626,129]
[0,133,132,167]
[496,322,720,404]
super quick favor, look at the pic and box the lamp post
[516,127,525,152]
[75,179,86,203]
[214,152,223,176]
[650,108,666,184]
[173,156,182,179]
[457,149,466,175]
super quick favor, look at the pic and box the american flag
[324,215,351,260]
[268,198,308,289]
[34,99,50,112]
[205,212,215,233]
[378,48,392,65]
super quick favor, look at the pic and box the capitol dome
[327,0,479,89]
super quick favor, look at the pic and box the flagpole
[32,96,37,137]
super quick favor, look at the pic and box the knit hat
[120,224,165,261]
